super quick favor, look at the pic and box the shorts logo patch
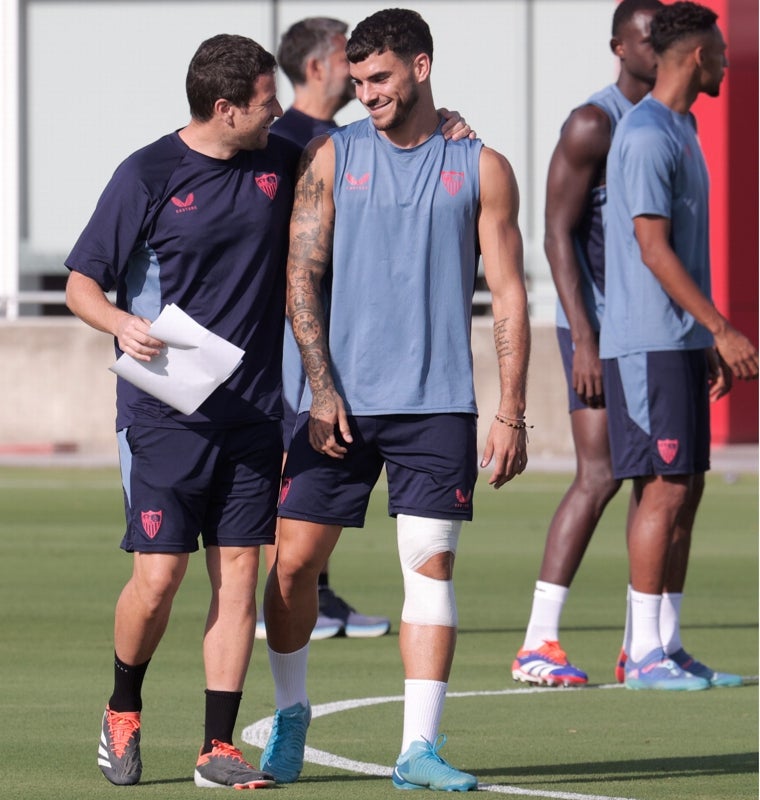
[441,170,464,196]
[141,510,163,539]
[255,173,279,199]
[454,488,472,508]
[279,477,292,505]
[657,439,679,465]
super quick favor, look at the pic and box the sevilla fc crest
[256,173,279,199]
[657,439,679,465]
[141,510,163,539]
[441,171,464,196]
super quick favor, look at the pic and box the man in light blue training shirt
[512,0,663,690]
[601,1,757,691]
[259,8,530,791]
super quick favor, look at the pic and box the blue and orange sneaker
[511,640,588,687]
[669,648,742,688]
[624,648,710,691]
[615,648,627,683]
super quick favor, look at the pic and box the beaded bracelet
[494,414,534,430]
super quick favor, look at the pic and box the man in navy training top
[259,16,392,641]
[65,34,300,789]
[601,1,758,691]
[259,8,530,792]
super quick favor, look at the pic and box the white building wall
[13,0,619,319]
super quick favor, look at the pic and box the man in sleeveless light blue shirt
[601,1,757,691]
[261,18,468,642]
[260,8,529,791]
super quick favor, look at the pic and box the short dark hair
[346,8,433,65]
[611,0,663,37]
[186,34,276,121]
[277,17,349,86]
[650,1,719,54]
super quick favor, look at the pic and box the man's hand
[572,337,604,407]
[438,107,476,141]
[714,325,759,381]
[706,347,732,402]
[116,315,164,362]
[480,419,528,488]
[309,389,353,458]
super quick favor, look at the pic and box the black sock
[318,570,330,588]
[108,652,150,713]
[202,690,243,754]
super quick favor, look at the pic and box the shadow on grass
[475,750,759,785]
[458,621,759,635]
[142,752,758,789]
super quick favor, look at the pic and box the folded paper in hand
[110,304,245,415]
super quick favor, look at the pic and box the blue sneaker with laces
[259,701,311,783]
[669,647,742,688]
[624,648,710,691]
[392,735,477,792]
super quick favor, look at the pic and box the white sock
[522,581,569,650]
[621,584,632,654]
[629,590,662,663]
[267,643,309,710]
[660,592,684,656]
[401,679,447,754]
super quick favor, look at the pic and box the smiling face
[349,49,423,132]
[235,70,283,149]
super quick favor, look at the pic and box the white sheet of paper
[109,304,245,415]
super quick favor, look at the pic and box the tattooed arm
[287,135,352,458]
[476,146,530,488]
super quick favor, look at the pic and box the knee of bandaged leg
[400,566,458,627]
[397,515,462,627]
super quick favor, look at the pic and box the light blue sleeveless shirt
[556,83,632,331]
[300,117,483,415]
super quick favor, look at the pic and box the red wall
[691,0,759,444]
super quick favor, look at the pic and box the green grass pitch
[0,466,756,799]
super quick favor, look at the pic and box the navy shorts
[602,350,710,480]
[278,413,479,527]
[117,422,282,553]
[557,326,595,413]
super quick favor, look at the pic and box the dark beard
[372,85,419,131]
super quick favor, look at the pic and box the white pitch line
[241,684,645,800]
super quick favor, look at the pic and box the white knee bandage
[397,514,461,627]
